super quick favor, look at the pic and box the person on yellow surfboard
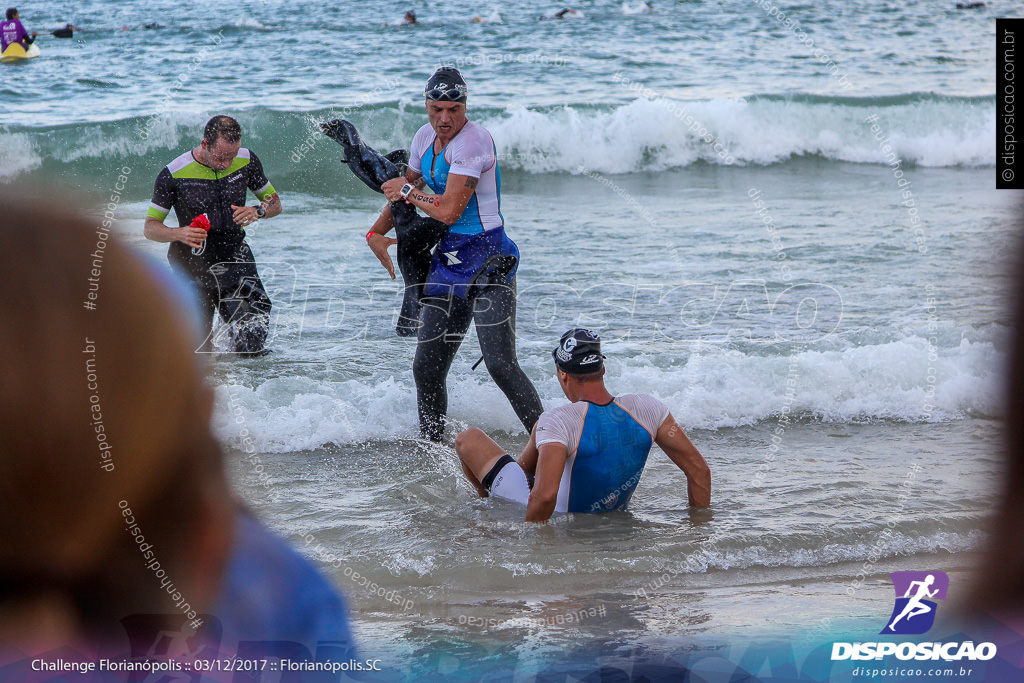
[1,8,37,55]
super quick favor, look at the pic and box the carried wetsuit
[406,121,542,440]
[147,149,277,353]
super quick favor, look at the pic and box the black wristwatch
[255,203,267,218]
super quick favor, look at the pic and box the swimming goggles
[424,83,468,102]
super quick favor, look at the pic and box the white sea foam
[484,96,994,172]
[211,333,1003,453]
[622,1,654,15]
[639,529,984,575]
[0,133,42,183]
[0,95,991,184]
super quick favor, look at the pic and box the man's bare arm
[143,217,206,248]
[524,443,569,523]
[381,172,475,225]
[517,424,540,476]
[654,414,711,508]
[261,191,282,218]
[366,171,423,278]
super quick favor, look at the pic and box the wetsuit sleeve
[147,167,174,221]
[246,151,276,201]
[447,126,493,179]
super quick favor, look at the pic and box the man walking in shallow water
[358,67,543,442]
[144,115,281,354]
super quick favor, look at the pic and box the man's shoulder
[535,402,586,444]
[539,401,588,422]
[463,120,492,135]
[456,120,495,146]
[161,150,197,177]
[613,394,671,434]
[220,149,259,177]
[615,393,670,418]
[410,123,435,152]
[616,393,665,406]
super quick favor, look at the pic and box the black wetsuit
[148,148,276,353]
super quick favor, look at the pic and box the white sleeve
[447,124,493,179]
[534,403,586,453]
[616,394,671,437]
[407,124,434,174]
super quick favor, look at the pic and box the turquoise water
[1,0,1015,679]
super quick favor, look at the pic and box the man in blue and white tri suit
[455,329,712,522]
[370,67,543,441]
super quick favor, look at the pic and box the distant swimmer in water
[1,8,37,52]
[404,10,417,24]
[955,2,984,8]
[549,8,584,19]
[325,67,544,442]
[51,23,78,38]
[455,329,712,522]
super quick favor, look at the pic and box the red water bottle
[190,213,210,255]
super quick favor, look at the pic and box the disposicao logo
[831,570,997,663]
[881,571,948,635]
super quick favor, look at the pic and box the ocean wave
[489,93,994,172]
[0,133,42,183]
[0,93,993,186]
[210,332,1003,453]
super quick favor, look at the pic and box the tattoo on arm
[411,191,442,208]
[464,177,478,189]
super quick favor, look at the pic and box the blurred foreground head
[971,218,1024,620]
[0,192,231,649]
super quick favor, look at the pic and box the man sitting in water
[455,328,711,522]
[1,8,36,52]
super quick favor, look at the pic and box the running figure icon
[881,571,949,635]
[888,574,939,631]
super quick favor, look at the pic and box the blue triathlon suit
[406,120,543,442]
[488,394,671,513]
[410,121,519,298]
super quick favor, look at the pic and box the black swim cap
[552,328,606,374]
[424,67,468,103]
